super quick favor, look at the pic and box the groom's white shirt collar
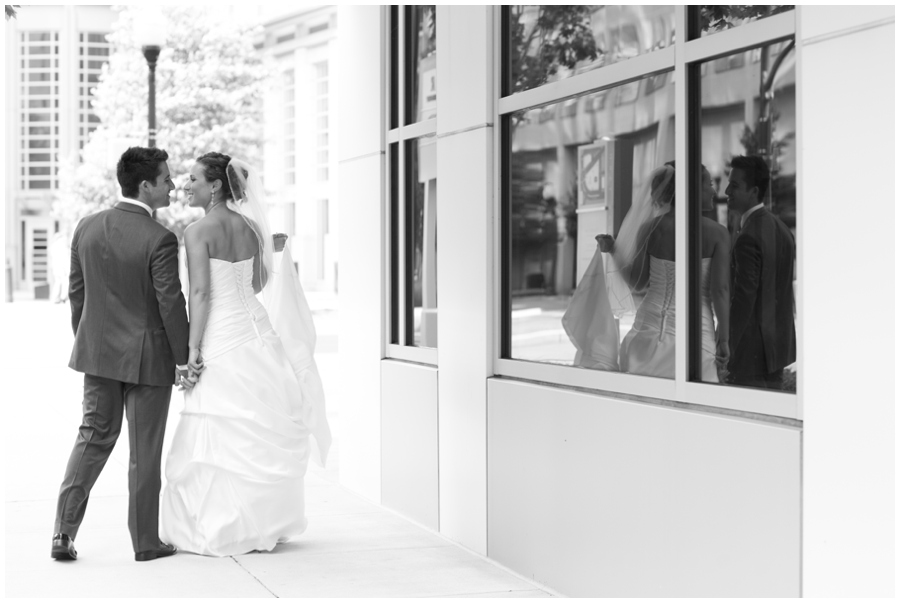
[740,203,765,229]
[118,198,153,216]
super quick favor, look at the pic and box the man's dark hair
[729,155,770,199]
[117,147,169,199]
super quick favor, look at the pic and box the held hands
[715,339,730,370]
[595,234,615,253]
[273,233,288,253]
[177,348,206,391]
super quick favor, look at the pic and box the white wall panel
[436,5,493,135]
[337,5,382,161]
[436,126,493,555]
[487,379,801,598]
[336,152,383,503]
[381,360,439,530]
[799,4,894,40]
[799,11,895,597]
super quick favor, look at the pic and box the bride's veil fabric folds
[562,164,674,370]
[225,158,332,467]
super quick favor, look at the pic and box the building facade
[336,5,894,597]
[257,5,338,294]
[4,5,114,295]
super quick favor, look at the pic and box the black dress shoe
[134,542,177,562]
[51,533,77,560]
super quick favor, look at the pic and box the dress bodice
[636,256,713,337]
[200,257,272,359]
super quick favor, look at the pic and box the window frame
[384,5,439,365]
[493,6,799,420]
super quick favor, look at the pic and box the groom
[52,147,192,562]
[725,155,796,389]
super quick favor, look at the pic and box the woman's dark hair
[117,146,169,199]
[729,155,770,198]
[651,164,676,207]
[196,152,233,201]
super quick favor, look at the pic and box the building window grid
[313,61,329,182]
[386,6,439,360]
[284,69,296,186]
[77,32,110,152]
[496,6,798,417]
[19,31,60,191]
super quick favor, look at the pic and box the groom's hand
[176,366,195,391]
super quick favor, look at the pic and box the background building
[4,5,114,296]
[257,5,338,294]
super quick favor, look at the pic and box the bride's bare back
[204,205,260,263]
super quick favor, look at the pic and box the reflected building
[4,5,115,296]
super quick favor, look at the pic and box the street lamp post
[135,8,166,148]
[142,45,161,147]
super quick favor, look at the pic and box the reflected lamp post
[135,9,166,148]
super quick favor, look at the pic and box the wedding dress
[160,157,329,557]
[160,256,314,556]
[618,256,718,380]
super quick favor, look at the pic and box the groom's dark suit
[55,202,188,553]
[728,207,796,388]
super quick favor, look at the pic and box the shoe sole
[51,547,76,561]
[134,549,176,562]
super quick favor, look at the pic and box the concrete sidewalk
[3,301,555,598]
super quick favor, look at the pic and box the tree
[53,5,272,240]
[5,5,18,20]
[509,5,598,95]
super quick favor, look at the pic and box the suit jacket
[68,203,189,386]
[728,207,796,377]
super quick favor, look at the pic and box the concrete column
[435,5,494,555]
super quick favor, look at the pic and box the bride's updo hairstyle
[196,152,235,202]
[650,164,676,208]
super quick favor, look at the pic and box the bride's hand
[595,234,615,253]
[188,347,205,378]
[715,339,730,368]
[273,233,288,253]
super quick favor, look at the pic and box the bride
[160,152,331,556]
[562,164,730,381]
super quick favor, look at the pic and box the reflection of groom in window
[725,155,796,389]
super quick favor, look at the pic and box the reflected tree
[699,5,794,33]
[509,5,598,94]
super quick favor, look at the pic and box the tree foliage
[698,5,794,34]
[53,5,271,239]
[5,5,18,20]
[509,5,598,94]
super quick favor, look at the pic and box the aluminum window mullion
[684,10,795,63]
[673,5,689,399]
[396,119,437,141]
[498,45,675,116]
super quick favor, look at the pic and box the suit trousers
[54,374,172,553]
[729,369,784,390]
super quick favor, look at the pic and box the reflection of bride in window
[562,164,730,380]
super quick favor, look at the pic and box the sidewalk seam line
[231,556,279,598]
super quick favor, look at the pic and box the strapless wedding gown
[619,256,718,381]
[160,257,313,556]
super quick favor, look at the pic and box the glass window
[696,6,794,37]
[505,71,676,374]
[694,40,797,392]
[406,136,438,347]
[507,6,676,95]
[405,5,436,123]
[388,7,439,357]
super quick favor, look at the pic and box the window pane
[389,142,400,344]
[405,5,436,123]
[406,136,438,347]
[695,40,797,391]
[696,5,794,38]
[506,71,676,377]
[508,5,676,95]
